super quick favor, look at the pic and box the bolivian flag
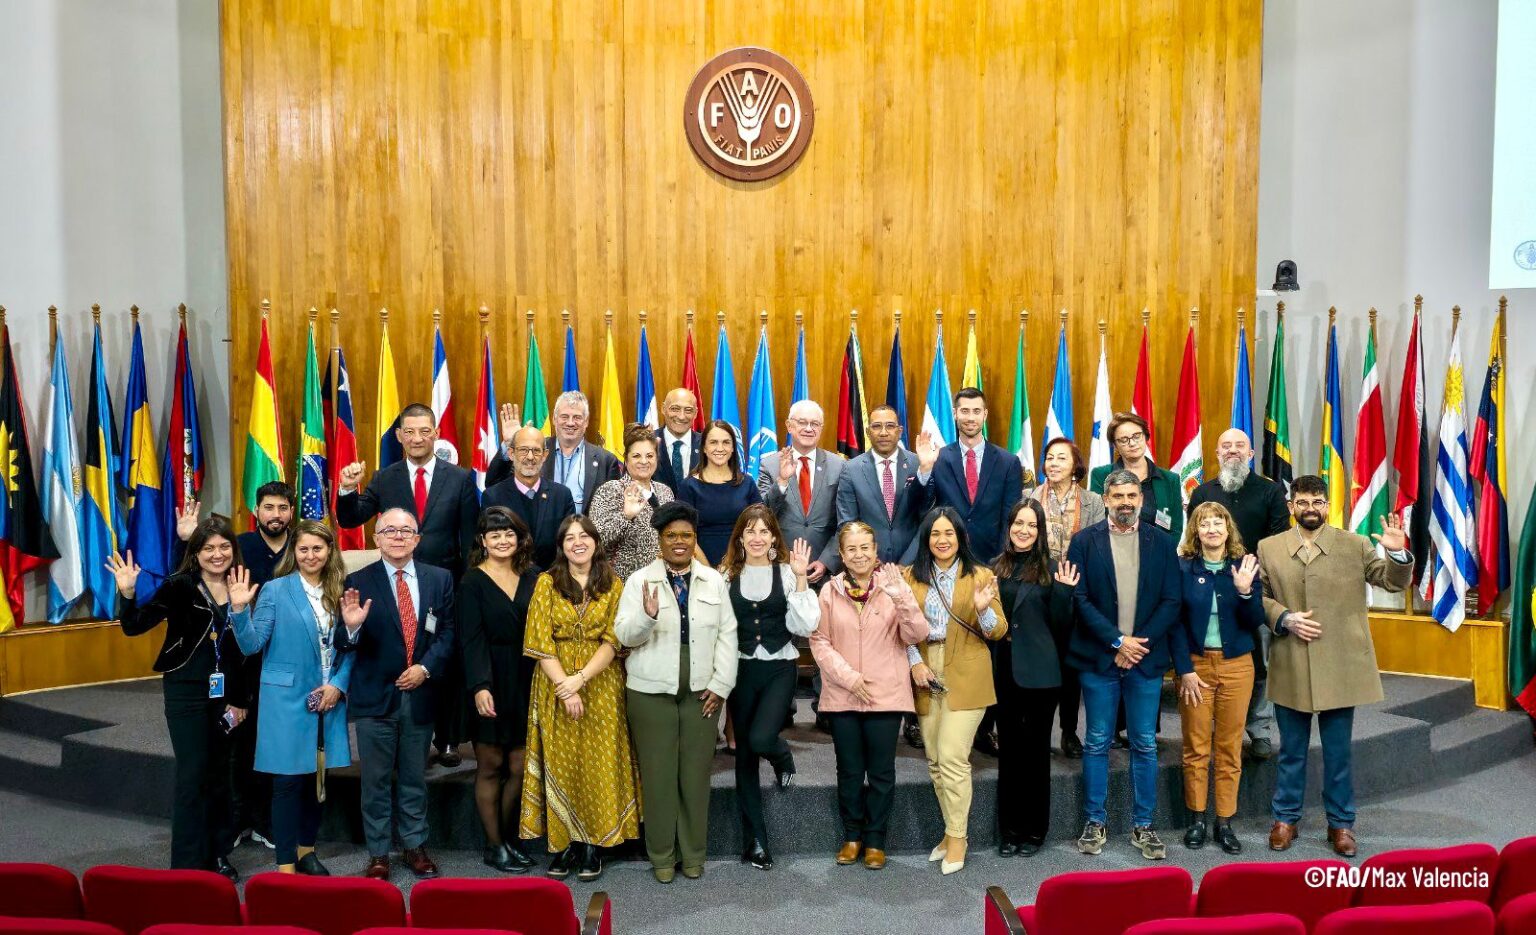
[242,312,285,518]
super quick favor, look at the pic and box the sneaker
[249,830,275,850]
[1132,826,1168,860]
[1076,821,1107,855]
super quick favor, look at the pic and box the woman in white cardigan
[614,501,738,883]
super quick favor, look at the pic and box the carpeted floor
[3,755,1534,935]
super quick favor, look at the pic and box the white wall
[0,0,228,622]
[1256,0,1534,557]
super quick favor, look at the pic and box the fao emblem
[684,47,814,182]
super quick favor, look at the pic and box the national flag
[1044,325,1073,455]
[561,322,580,394]
[298,324,328,521]
[792,323,811,405]
[119,318,169,598]
[375,321,402,467]
[920,325,956,445]
[161,314,204,558]
[962,318,986,438]
[1263,308,1294,493]
[635,323,658,429]
[1349,317,1390,544]
[83,319,124,619]
[885,322,908,447]
[1007,320,1035,485]
[471,336,499,493]
[597,324,625,459]
[0,324,57,629]
[522,330,551,434]
[710,323,743,455]
[1507,475,1536,715]
[1088,333,1112,470]
[744,328,777,477]
[682,323,705,432]
[1469,310,1509,614]
[1132,317,1157,460]
[1425,322,1476,632]
[42,334,85,623]
[1171,325,1204,503]
[1230,320,1255,464]
[243,313,286,518]
[1318,318,1350,527]
[430,323,459,463]
[323,345,363,550]
[1393,304,1432,585]
[835,330,868,457]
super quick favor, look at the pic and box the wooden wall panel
[223,0,1261,518]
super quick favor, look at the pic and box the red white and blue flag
[323,345,364,550]
[161,316,203,543]
[432,324,459,463]
[472,336,499,493]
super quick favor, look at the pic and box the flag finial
[178,303,187,323]
[130,304,140,322]
[1414,294,1424,311]
[1328,306,1337,325]
[1141,306,1150,326]
[1020,308,1029,327]
[968,308,977,325]
[1368,306,1377,327]
[795,309,804,328]
[1276,300,1285,320]
[92,303,102,324]
[759,308,768,326]
[49,305,58,351]
[479,305,490,325]
[1098,317,1106,336]
[1498,295,1508,315]
[432,308,442,324]
[1188,306,1199,327]
[1059,308,1068,327]
[639,308,647,324]
[1237,306,1246,327]
[259,298,270,318]
[525,308,534,326]
[605,308,614,327]
[305,306,317,324]
[329,307,340,326]
[561,308,571,326]
[717,309,726,328]
[379,307,389,324]
[935,308,944,327]
[1452,304,1461,333]
[850,308,859,332]
[686,308,695,328]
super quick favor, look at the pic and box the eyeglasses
[1291,499,1328,510]
[1115,432,1147,446]
[377,526,419,539]
[512,446,545,457]
[791,419,824,429]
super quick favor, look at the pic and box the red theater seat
[984,887,1026,935]
[0,919,123,935]
[1126,914,1306,935]
[80,867,240,935]
[409,879,612,935]
[1196,860,1354,932]
[1014,866,1194,935]
[244,874,405,935]
[0,864,83,920]
[1313,901,1495,935]
[356,930,522,935]
[1355,844,1498,907]
[1493,836,1536,910]
[143,927,320,935]
[1497,892,1536,935]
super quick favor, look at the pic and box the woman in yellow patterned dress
[520,514,641,883]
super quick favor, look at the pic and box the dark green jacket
[1088,460,1185,542]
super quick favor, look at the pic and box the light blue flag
[792,326,810,405]
[745,330,777,478]
[1044,327,1074,460]
[635,325,658,428]
[887,327,909,447]
[710,325,743,458]
[920,331,956,445]
[562,325,581,394]
[1230,323,1255,465]
[42,338,85,623]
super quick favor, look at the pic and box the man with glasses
[758,399,845,583]
[654,388,704,493]
[493,391,620,514]
[337,507,457,880]
[483,425,576,570]
[1089,412,1184,543]
[1258,475,1412,857]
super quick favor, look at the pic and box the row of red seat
[984,837,1536,934]
[0,866,610,935]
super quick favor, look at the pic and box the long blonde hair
[1178,502,1247,560]
[275,520,347,614]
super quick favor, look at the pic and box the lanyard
[197,582,231,674]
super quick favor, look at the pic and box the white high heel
[941,857,966,875]
[928,843,947,862]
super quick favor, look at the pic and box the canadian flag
[432,324,460,463]
[1171,325,1204,503]
[472,336,498,492]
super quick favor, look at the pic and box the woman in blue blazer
[229,520,353,875]
[1170,501,1263,856]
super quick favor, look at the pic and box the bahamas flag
[745,328,776,478]
[1318,316,1350,526]
[375,320,402,467]
[119,317,169,598]
[920,325,956,445]
[83,318,124,619]
[242,313,285,516]
[298,323,328,520]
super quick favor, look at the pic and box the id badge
[424,611,438,635]
[1156,508,1172,530]
[208,672,226,699]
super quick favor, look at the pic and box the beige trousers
[916,644,987,839]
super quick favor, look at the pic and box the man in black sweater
[1186,428,1291,758]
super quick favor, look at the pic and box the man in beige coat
[1256,474,1413,858]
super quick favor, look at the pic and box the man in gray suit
[757,400,845,582]
[836,405,925,563]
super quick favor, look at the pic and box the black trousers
[433,650,469,752]
[231,680,271,838]
[162,676,236,870]
[826,711,902,849]
[727,658,798,846]
[1056,666,1081,737]
[995,677,1060,843]
[270,774,323,865]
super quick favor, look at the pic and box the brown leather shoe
[835,841,862,865]
[364,856,390,880]
[1328,827,1358,858]
[1269,821,1298,851]
[402,847,440,878]
[863,847,886,870]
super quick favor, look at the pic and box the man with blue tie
[910,387,1023,564]
[337,507,456,881]
[654,388,704,494]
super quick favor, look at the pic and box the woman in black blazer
[1170,501,1263,855]
[109,515,256,878]
[989,499,1078,856]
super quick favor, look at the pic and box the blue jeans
[1080,667,1162,827]
[1272,704,1355,828]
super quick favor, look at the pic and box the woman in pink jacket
[812,521,929,870]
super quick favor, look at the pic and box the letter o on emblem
[684,47,815,182]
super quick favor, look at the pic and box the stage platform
[0,675,1527,857]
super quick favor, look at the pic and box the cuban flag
[472,336,498,493]
[431,324,459,463]
[1044,326,1074,455]
[635,324,659,429]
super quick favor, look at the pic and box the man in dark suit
[1065,470,1181,861]
[836,405,925,563]
[490,391,620,514]
[336,402,480,767]
[654,388,703,493]
[482,425,577,569]
[910,387,1023,564]
[337,507,457,881]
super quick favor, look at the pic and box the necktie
[413,466,428,523]
[881,459,896,520]
[799,455,813,513]
[672,439,684,483]
[396,569,418,665]
[965,447,979,503]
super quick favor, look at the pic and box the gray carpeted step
[0,726,64,768]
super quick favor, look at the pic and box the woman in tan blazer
[904,507,1007,875]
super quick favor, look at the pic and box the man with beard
[1257,475,1412,858]
[482,425,577,570]
[911,388,1023,564]
[1187,428,1291,758]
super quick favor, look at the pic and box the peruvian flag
[472,336,498,492]
[682,325,705,431]
[1132,321,1157,460]
[1391,309,1432,584]
[323,345,364,550]
[431,324,459,463]
[1170,326,1204,503]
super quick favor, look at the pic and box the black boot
[213,857,239,882]
[1215,820,1242,855]
[577,843,604,882]
[505,839,537,870]
[295,852,330,876]
[547,845,578,879]
[483,843,525,873]
[1184,818,1208,850]
[741,837,773,870]
[1061,734,1083,758]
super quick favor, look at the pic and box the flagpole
[1405,297,1418,614]
[48,305,57,358]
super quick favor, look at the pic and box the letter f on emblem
[710,102,725,128]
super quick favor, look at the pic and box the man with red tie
[757,400,846,583]
[337,507,457,880]
[910,387,1023,565]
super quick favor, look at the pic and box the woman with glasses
[675,419,762,565]
[589,423,675,581]
[1088,412,1184,542]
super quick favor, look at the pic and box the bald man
[655,388,704,493]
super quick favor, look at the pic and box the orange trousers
[1178,650,1255,817]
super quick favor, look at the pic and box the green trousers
[626,646,721,870]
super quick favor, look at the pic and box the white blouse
[735,563,820,662]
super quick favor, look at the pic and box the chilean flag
[432,324,459,463]
[472,336,499,493]
[323,346,364,550]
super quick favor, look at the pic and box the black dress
[459,567,539,747]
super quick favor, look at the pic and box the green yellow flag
[242,315,285,515]
[524,333,550,433]
[297,324,328,520]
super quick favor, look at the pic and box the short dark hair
[399,402,435,423]
[469,506,533,572]
[622,422,658,457]
[254,481,296,507]
[1290,474,1328,499]
[1108,412,1151,445]
[651,500,699,533]
[868,404,900,422]
[1103,468,1142,493]
[1042,437,1087,483]
[953,386,986,407]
